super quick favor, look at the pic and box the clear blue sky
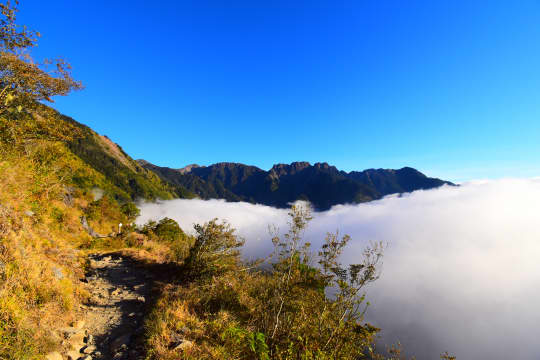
[17,1,540,182]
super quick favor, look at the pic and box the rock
[24,210,34,217]
[68,329,86,344]
[93,352,102,357]
[137,296,145,302]
[111,288,122,296]
[45,352,63,360]
[80,216,105,238]
[110,334,131,352]
[85,334,94,344]
[91,187,104,201]
[63,186,75,206]
[66,350,82,360]
[52,267,64,280]
[67,332,86,350]
[81,356,92,360]
[83,344,97,354]
[172,339,193,351]
[59,327,79,337]
[73,319,86,329]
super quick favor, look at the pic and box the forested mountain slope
[139,160,454,210]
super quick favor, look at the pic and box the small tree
[264,203,384,359]
[0,0,82,115]
[0,0,83,149]
[152,217,185,243]
[120,201,140,220]
[183,219,244,278]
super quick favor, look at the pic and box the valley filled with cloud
[137,179,540,359]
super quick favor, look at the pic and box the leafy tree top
[0,0,82,115]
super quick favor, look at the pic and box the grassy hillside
[62,115,194,201]
[0,105,187,359]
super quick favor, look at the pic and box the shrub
[145,205,385,359]
[153,217,185,243]
[183,219,244,278]
[121,201,140,220]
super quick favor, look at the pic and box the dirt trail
[81,253,154,360]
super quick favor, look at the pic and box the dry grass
[0,142,122,359]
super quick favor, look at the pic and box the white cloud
[137,179,540,360]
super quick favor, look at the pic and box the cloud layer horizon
[137,179,540,360]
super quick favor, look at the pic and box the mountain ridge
[138,160,454,210]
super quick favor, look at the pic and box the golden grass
[0,142,121,359]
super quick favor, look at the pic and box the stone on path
[66,350,82,360]
[110,333,132,352]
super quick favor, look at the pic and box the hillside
[61,114,194,202]
[0,104,195,359]
[139,160,454,210]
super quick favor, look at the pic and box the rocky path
[82,253,153,359]
[45,253,158,360]
[80,253,153,360]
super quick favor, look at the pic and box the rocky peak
[177,164,201,174]
[270,162,311,177]
[314,162,338,173]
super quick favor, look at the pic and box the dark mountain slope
[139,160,454,210]
[348,166,451,196]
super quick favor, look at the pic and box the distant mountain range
[138,160,454,210]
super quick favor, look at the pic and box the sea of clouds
[137,179,540,360]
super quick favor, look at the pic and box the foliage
[222,327,270,360]
[65,120,182,201]
[121,201,140,219]
[140,217,192,261]
[183,219,245,278]
[0,0,82,116]
[0,143,91,359]
[260,204,383,359]
[145,204,386,359]
[152,217,185,243]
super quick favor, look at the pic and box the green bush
[120,201,140,220]
[183,219,244,278]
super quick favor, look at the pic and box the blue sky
[17,1,540,182]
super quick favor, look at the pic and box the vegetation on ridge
[143,205,386,359]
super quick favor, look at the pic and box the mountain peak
[270,161,311,176]
[141,160,453,210]
[314,162,338,172]
[136,159,151,166]
[177,164,201,174]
